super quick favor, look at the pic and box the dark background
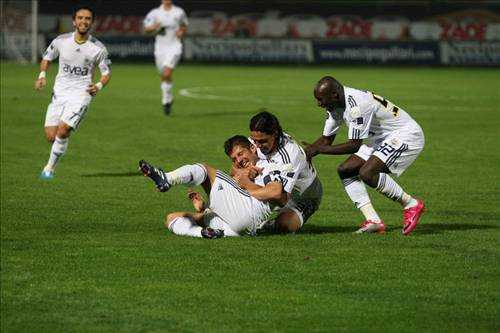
[38,0,500,19]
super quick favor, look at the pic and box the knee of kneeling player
[359,168,378,187]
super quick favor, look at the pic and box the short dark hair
[249,111,283,138]
[224,135,252,157]
[72,5,95,22]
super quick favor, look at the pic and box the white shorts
[203,171,270,236]
[44,97,91,129]
[356,130,425,176]
[155,48,182,72]
[283,176,323,227]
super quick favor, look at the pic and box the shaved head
[313,76,344,111]
[315,76,342,95]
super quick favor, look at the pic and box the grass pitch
[1,62,499,332]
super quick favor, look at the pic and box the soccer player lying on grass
[139,136,291,238]
[302,76,425,235]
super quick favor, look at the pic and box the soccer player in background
[302,76,425,235]
[247,111,323,233]
[143,0,188,115]
[138,136,289,238]
[35,6,111,179]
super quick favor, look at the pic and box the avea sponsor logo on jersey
[63,64,89,76]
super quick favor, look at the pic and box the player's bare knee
[337,162,355,179]
[359,167,377,188]
[45,135,56,143]
[165,213,178,228]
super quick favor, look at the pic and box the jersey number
[376,142,396,156]
[372,93,399,117]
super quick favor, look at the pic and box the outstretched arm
[315,138,362,155]
[34,59,50,90]
[301,134,336,160]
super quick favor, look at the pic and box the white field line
[179,86,300,105]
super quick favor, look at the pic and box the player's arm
[143,12,161,33]
[144,22,161,33]
[301,134,336,160]
[176,23,188,39]
[314,138,362,155]
[234,172,288,206]
[87,50,112,96]
[87,73,111,96]
[34,59,50,90]
[244,181,289,207]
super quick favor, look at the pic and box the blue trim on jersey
[385,144,409,168]
[215,171,250,197]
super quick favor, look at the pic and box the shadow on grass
[81,172,141,177]
[415,223,499,234]
[300,225,356,234]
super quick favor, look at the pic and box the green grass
[1,62,499,332]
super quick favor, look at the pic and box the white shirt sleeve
[278,144,306,194]
[96,47,111,76]
[322,111,343,137]
[179,9,189,26]
[347,105,374,140]
[143,10,157,28]
[42,38,59,61]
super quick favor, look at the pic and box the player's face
[250,131,277,155]
[229,144,258,169]
[73,9,93,35]
[314,87,339,111]
[162,0,173,6]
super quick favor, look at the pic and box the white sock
[400,192,418,209]
[161,81,173,105]
[45,136,69,171]
[376,173,405,201]
[168,217,203,237]
[166,163,207,186]
[359,203,382,223]
[342,176,371,209]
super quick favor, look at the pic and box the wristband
[38,71,46,79]
[95,82,103,90]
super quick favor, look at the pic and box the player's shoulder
[345,87,370,107]
[88,36,107,51]
[345,86,375,114]
[145,5,161,17]
[173,4,186,13]
[277,134,302,161]
[52,32,73,43]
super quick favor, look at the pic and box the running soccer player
[139,136,290,238]
[247,111,323,233]
[35,5,111,179]
[143,0,188,115]
[302,76,425,235]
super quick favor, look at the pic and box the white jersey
[323,87,423,147]
[144,4,188,54]
[43,32,111,104]
[252,133,318,200]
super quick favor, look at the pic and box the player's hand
[247,166,263,180]
[187,190,205,212]
[301,140,319,161]
[86,83,99,96]
[175,29,184,39]
[35,78,46,90]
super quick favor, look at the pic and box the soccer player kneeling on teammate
[139,136,292,238]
